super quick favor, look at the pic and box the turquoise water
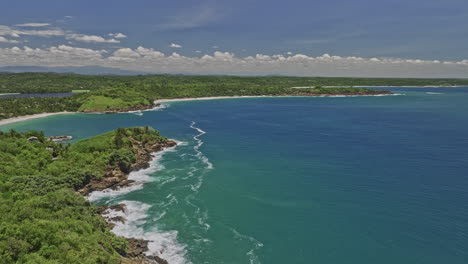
[2,88,468,263]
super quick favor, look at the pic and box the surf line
[190,121,214,170]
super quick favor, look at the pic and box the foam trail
[102,201,190,264]
[426,92,444,95]
[190,121,214,170]
[231,228,264,264]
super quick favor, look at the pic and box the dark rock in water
[109,203,126,212]
[124,238,170,264]
[96,203,126,214]
[48,135,73,142]
[126,238,149,258]
[109,216,126,224]
[148,255,169,264]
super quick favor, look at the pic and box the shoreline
[0,111,73,126]
[154,93,398,104]
[0,93,397,126]
[83,139,178,264]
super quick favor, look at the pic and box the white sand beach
[154,95,280,104]
[0,112,72,126]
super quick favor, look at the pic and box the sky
[0,0,467,77]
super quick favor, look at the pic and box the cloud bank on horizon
[0,0,468,78]
[2,45,467,78]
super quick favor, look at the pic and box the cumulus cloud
[0,25,65,37]
[169,43,182,48]
[0,36,20,43]
[0,23,122,44]
[0,45,105,66]
[67,34,120,43]
[15,23,50,27]
[108,33,127,39]
[0,45,467,78]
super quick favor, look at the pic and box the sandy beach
[154,93,400,104]
[0,112,72,126]
[154,95,282,104]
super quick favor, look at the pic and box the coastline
[81,137,178,264]
[0,93,397,127]
[0,111,73,126]
[154,93,398,104]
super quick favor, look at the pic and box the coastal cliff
[76,127,177,263]
[0,127,176,263]
[78,133,176,196]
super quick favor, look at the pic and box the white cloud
[0,25,65,37]
[0,46,467,78]
[67,34,120,43]
[0,36,20,43]
[15,23,50,27]
[108,32,127,39]
[212,45,219,49]
[169,43,182,48]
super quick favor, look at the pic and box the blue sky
[1,0,467,77]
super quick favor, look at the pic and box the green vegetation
[0,127,170,263]
[0,97,81,119]
[77,87,152,112]
[0,73,467,95]
[71,90,90,93]
[5,72,465,120]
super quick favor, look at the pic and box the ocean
[2,87,468,264]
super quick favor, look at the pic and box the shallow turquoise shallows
[3,87,468,264]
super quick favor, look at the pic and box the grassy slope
[77,87,151,112]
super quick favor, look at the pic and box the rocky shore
[79,138,176,196]
[79,135,177,263]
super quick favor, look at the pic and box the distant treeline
[1,72,467,94]
[2,72,464,120]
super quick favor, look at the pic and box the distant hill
[0,66,150,75]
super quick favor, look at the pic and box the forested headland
[0,127,175,264]
[2,72,467,120]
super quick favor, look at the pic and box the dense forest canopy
[0,127,170,263]
[1,72,467,94]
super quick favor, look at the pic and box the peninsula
[0,127,176,263]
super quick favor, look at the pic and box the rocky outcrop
[126,238,150,258]
[79,134,176,263]
[78,139,176,196]
[48,135,73,142]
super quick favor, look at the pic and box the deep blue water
[2,88,468,263]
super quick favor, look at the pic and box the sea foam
[102,200,189,264]
[86,143,190,263]
[87,147,174,202]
